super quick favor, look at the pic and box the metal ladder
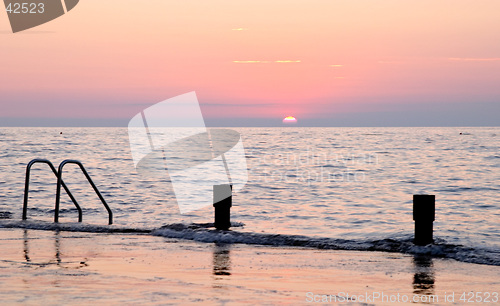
[23,159,113,225]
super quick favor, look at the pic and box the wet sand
[0,228,498,305]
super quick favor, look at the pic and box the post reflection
[412,255,435,298]
[212,243,232,278]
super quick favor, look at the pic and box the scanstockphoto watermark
[257,148,378,167]
[306,291,499,304]
[128,92,248,214]
[249,148,378,184]
[4,0,80,33]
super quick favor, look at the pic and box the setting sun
[283,116,297,124]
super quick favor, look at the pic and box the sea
[0,127,499,266]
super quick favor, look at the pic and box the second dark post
[213,184,232,230]
[413,194,435,245]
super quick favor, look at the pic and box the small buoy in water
[60,132,63,135]
[459,133,462,135]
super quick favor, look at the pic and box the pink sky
[1,0,499,126]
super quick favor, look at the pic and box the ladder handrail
[23,159,83,222]
[55,160,113,225]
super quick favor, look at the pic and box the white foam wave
[1,220,498,266]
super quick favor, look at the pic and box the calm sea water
[0,127,499,265]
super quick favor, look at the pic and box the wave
[0,220,498,266]
[0,211,13,219]
[435,187,498,193]
[0,220,152,234]
[152,224,500,266]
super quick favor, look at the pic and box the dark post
[413,195,435,245]
[213,184,232,230]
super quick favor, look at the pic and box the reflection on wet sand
[412,255,435,299]
[22,229,87,269]
[1,227,497,304]
[213,243,231,277]
[23,230,30,263]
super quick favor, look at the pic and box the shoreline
[0,227,499,305]
[1,219,499,267]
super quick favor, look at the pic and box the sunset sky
[1,0,499,126]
